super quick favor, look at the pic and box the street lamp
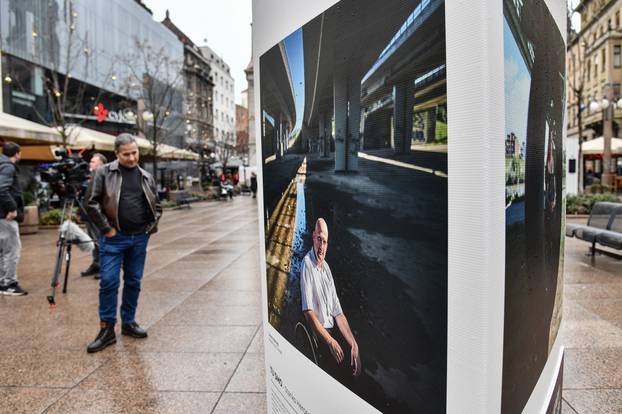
[589,84,618,187]
[142,111,154,122]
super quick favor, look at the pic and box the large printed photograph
[260,0,448,412]
[503,0,566,412]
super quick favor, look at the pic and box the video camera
[39,149,90,196]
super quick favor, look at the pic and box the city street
[0,198,266,414]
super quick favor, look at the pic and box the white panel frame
[445,0,505,412]
[254,0,566,412]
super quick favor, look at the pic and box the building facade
[162,10,214,159]
[0,0,184,141]
[236,103,249,163]
[567,0,622,193]
[245,58,256,166]
[200,45,236,153]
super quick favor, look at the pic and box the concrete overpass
[260,0,446,172]
[260,43,296,162]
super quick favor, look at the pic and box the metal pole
[0,50,4,113]
[603,84,614,188]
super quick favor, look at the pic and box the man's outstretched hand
[329,338,344,364]
[351,344,361,376]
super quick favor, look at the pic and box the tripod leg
[47,239,66,306]
[62,243,73,294]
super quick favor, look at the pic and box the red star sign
[94,103,108,123]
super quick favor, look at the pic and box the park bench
[566,201,622,257]
[170,190,198,209]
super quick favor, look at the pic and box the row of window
[214,109,235,124]
[584,45,622,83]
[213,72,234,92]
[214,92,235,109]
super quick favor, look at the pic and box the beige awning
[0,112,61,144]
[67,126,152,154]
[67,125,116,151]
[581,137,622,155]
[157,143,199,160]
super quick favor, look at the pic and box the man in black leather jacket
[0,142,27,296]
[85,133,162,353]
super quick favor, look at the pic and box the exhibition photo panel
[260,0,448,412]
[503,0,566,412]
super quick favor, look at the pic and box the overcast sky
[144,0,252,105]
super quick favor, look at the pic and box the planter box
[19,206,39,235]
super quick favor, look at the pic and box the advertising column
[255,0,566,412]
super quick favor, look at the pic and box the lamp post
[589,84,618,188]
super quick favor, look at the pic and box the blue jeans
[99,232,150,324]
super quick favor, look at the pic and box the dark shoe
[81,263,100,277]
[87,321,116,353]
[93,274,100,280]
[121,322,148,338]
[0,282,27,296]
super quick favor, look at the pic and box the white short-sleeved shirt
[300,248,343,328]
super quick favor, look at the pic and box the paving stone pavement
[561,218,622,414]
[0,197,267,414]
[2,206,620,413]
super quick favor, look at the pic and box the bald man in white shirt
[300,218,361,378]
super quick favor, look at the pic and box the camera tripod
[47,191,97,308]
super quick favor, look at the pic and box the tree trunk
[152,127,158,180]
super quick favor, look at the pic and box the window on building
[617,11,620,27]
[602,48,606,71]
[614,84,621,96]
[587,59,591,80]
[615,45,621,68]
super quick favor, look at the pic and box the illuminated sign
[93,103,109,123]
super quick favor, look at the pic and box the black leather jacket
[0,155,24,222]
[86,160,161,235]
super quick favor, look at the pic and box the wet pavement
[0,197,266,414]
[561,219,622,414]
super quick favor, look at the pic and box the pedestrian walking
[80,153,107,279]
[85,134,162,353]
[251,172,257,199]
[0,142,27,296]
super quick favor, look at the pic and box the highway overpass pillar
[347,74,361,171]
[393,80,415,154]
[333,70,348,172]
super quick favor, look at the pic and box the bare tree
[7,0,114,148]
[217,131,236,172]
[122,38,185,177]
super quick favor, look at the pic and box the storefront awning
[157,144,199,160]
[0,112,61,144]
[67,125,152,154]
[581,137,622,155]
[67,125,117,152]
